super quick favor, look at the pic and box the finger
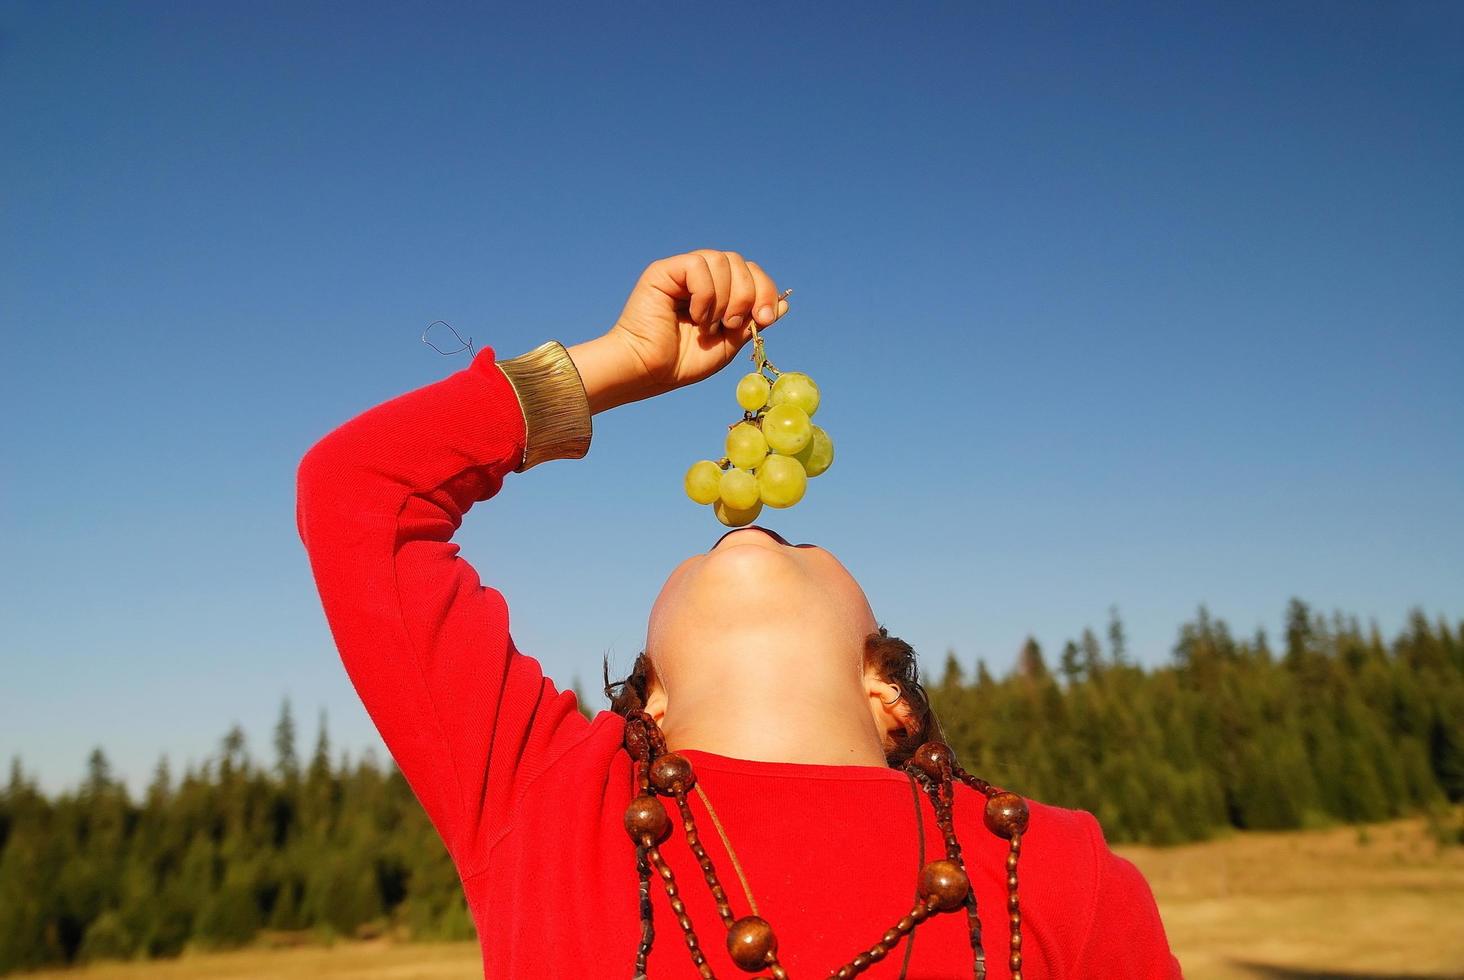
[746,261,781,327]
[656,253,718,326]
[721,252,757,331]
[691,249,733,328]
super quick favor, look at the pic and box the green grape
[719,467,760,510]
[736,372,771,412]
[725,422,768,470]
[770,371,820,417]
[762,403,812,455]
[757,454,807,508]
[792,425,834,478]
[714,498,763,528]
[684,460,723,505]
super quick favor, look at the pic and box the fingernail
[724,314,744,330]
[757,305,774,324]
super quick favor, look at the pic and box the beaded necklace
[621,710,1030,979]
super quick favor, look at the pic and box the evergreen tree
[1017,637,1048,681]
[1059,641,1083,686]
[940,650,966,689]
[274,699,300,783]
[1106,607,1128,667]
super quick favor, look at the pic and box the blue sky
[3,2,1460,796]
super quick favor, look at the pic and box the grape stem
[747,288,792,379]
[749,326,780,378]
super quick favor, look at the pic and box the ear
[642,675,668,727]
[864,670,917,746]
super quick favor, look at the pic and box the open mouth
[711,525,790,550]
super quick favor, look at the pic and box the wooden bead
[984,792,1030,838]
[909,741,956,780]
[650,752,697,795]
[727,915,777,972]
[917,858,970,912]
[623,721,649,759]
[624,794,671,845]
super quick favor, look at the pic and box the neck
[657,676,889,769]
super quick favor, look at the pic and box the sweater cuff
[494,341,593,471]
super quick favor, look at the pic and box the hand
[567,251,789,414]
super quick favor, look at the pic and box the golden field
[16,816,1463,980]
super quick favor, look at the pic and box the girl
[296,250,1182,978]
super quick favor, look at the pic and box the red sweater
[295,345,1184,979]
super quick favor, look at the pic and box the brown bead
[623,794,671,845]
[623,721,649,759]
[909,741,956,780]
[650,752,696,795]
[984,792,1030,838]
[917,858,970,912]
[727,915,777,972]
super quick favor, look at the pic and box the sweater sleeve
[294,344,593,879]
[1074,814,1185,978]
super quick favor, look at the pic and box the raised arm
[294,251,787,878]
[294,343,592,876]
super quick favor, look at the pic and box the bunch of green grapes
[683,324,835,527]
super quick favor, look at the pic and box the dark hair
[601,626,943,768]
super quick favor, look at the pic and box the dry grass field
[16,816,1462,980]
[1117,815,1464,980]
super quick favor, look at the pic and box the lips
[710,525,790,550]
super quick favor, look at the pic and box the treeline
[1,601,1461,973]
[931,600,1464,845]
[0,705,479,973]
